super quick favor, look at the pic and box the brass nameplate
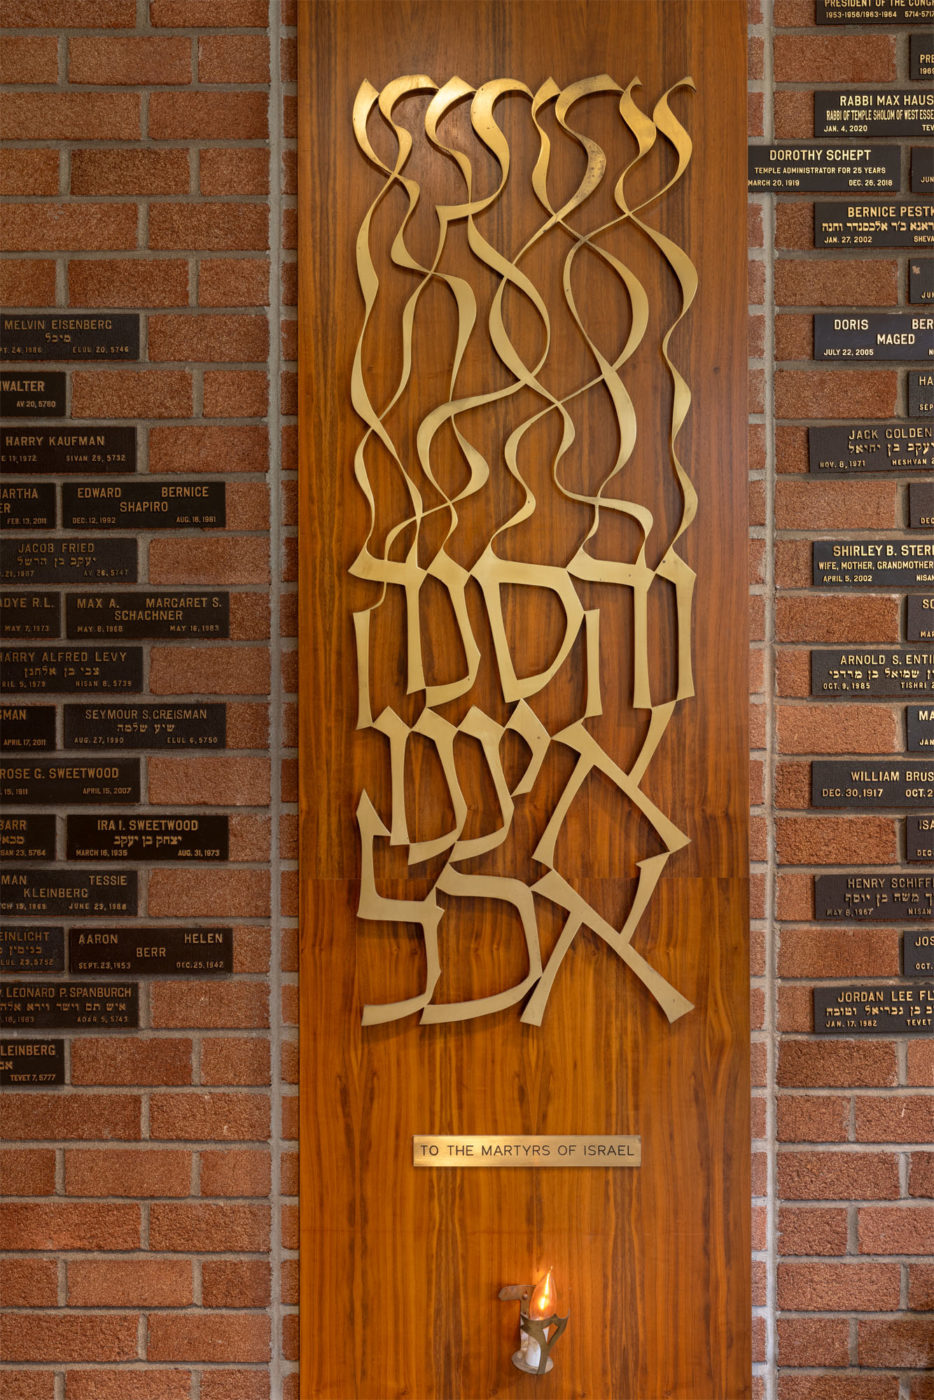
[413,1134,641,1168]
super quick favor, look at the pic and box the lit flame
[529,1269,555,1320]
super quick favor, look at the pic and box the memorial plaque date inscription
[0,1039,63,1086]
[906,815,934,861]
[66,814,228,862]
[0,868,137,917]
[811,648,934,697]
[815,313,934,362]
[0,926,64,973]
[814,983,933,1034]
[0,814,55,861]
[0,314,139,361]
[0,427,136,475]
[809,422,934,473]
[911,35,934,81]
[0,980,138,1029]
[65,591,229,641]
[904,930,934,976]
[0,593,60,640]
[0,374,65,418]
[814,539,934,586]
[62,481,225,530]
[814,760,934,808]
[747,144,898,192]
[64,702,225,749]
[816,90,934,139]
[815,201,934,249]
[0,538,136,585]
[915,149,934,195]
[0,760,139,805]
[69,926,232,975]
[0,647,143,695]
[0,484,55,530]
[817,0,934,19]
[910,371,934,418]
[0,706,56,751]
[816,873,934,921]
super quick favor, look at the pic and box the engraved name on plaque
[814,983,933,1034]
[0,314,139,361]
[0,427,136,475]
[0,980,138,1029]
[813,760,934,808]
[816,90,934,139]
[64,703,225,750]
[0,868,137,917]
[0,538,137,585]
[910,371,934,418]
[906,814,934,861]
[817,0,934,19]
[0,647,143,695]
[0,1039,64,1086]
[66,814,228,862]
[0,706,56,751]
[61,481,225,530]
[816,872,934,921]
[911,35,934,81]
[0,373,65,418]
[814,313,934,362]
[68,926,233,975]
[904,929,934,976]
[64,591,229,641]
[809,422,934,473]
[813,539,934,587]
[746,143,899,192]
[0,926,64,973]
[815,201,934,249]
[0,593,60,640]
[0,483,55,530]
[0,760,140,805]
[812,648,934,697]
[0,814,55,861]
[907,702,934,745]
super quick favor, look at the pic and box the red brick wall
[0,1,298,1395]
[750,3,934,1398]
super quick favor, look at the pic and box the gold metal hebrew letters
[350,74,698,1027]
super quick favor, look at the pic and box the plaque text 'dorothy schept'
[0,647,143,694]
[412,1135,642,1168]
[68,927,233,975]
[66,814,228,862]
[809,422,934,473]
[0,314,139,361]
[0,1039,63,1086]
[0,760,139,805]
[814,983,933,1034]
[0,868,137,917]
[0,427,136,475]
[813,760,934,808]
[815,90,934,139]
[815,201,934,248]
[0,706,56,751]
[61,481,225,530]
[64,702,226,749]
[814,313,934,362]
[746,144,899,192]
[813,539,934,587]
[904,929,934,976]
[64,592,229,641]
[811,648,934,697]
[0,980,138,1029]
[0,926,64,973]
[815,873,934,921]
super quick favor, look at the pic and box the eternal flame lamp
[499,1268,569,1375]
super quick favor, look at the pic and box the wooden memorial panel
[298,3,749,1396]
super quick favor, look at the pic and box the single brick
[150,0,267,20]
[148,868,270,918]
[778,1260,900,1311]
[777,984,816,1033]
[775,425,808,475]
[3,203,137,252]
[778,1042,897,1089]
[0,1314,138,1363]
[71,148,190,196]
[150,1201,270,1253]
[0,1202,140,1251]
[1,1373,54,1400]
[778,1206,849,1257]
[68,35,190,84]
[149,644,270,695]
[776,816,898,865]
[203,369,268,417]
[1,0,134,20]
[152,983,270,1036]
[775,371,898,421]
[2,1094,139,1141]
[200,1375,270,1400]
[856,1096,934,1144]
[907,1042,934,1089]
[68,258,188,309]
[775,313,812,362]
[199,148,269,196]
[70,1037,192,1086]
[776,652,810,700]
[0,1258,57,1307]
[775,259,898,309]
[776,1095,850,1145]
[148,755,270,805]
[909,1262,934,1310]
[227,482,270,531]
[149,203,268,251]
[148,424,268,474]
[281,1150,298,1196]
[776,1317,849,1368]
[199,258,270,307]
[282,1313,299,1361]
[72,370,192,419]
[777,703,898,756]
[775,595,900,645]
[0,259,56,306]
[0,35,58,83]
[149,92,267,141]
[0,148,59,195]
[200,1147,271,1198]
[0,1148,56,1195]
[68,1258,193,1307]
[858,1205,934,1255]
[149,538,270,585]
[202,1260,271,1308]
[777,927,900,979]
[776,480,897,531]
[198,34,269,83]
[779,1149,900,1201]
[230,592,271,640]
[281,1095,298,1141]
[776,1372,894,1399]
[858,1318,934,1369]
[149,313,269,363]
[0,93,139,141]
[228,810,270,858]
[775,90,813,139]
[147,1312,270,1364]
[149,1091,270,1141]
[65,1373,190,1400]
[776,203,814,253]
[65,1148,191,1198]
[774,34,895,83]
[227,702,269,749]
[774,539,812,589]
[200,1036,271,1084]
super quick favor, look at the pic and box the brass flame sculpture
[350,74,698,1027]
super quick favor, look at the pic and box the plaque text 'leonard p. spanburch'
[348,75,699,1027]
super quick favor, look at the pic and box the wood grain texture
[299,4,750,1395]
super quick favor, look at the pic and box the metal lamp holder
[498,1283,569,1376]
